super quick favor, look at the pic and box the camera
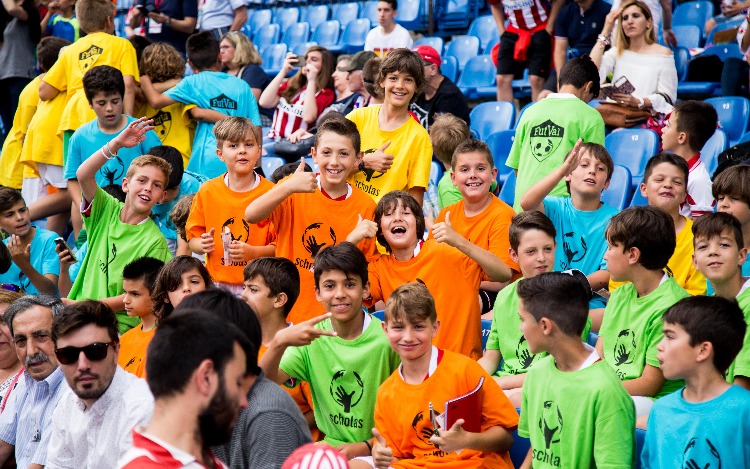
[135,0,157,13]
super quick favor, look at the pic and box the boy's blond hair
[213,117,259,148]
[429,113,470,167]
[384,282,437,325]
[125,155,171,183]
[76,0,115,34]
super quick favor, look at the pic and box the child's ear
[450,170,457,187]
[432,319,440,337]
[362,281,371,301]
[639,182,647,198]
[739,247,748,266]
[274,292,288,309]
[627,246,641,265]
[216,148,223,160]
[509,247,519,265]
[695,340,714,364]
[121,177,129,193]
[602,178,610,191]
[539,317,553,336]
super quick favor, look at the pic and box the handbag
[273,135,316,159]
[596,103,651,128]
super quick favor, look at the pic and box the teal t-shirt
[599,277,689,398]
[69,188,172,333]
[519,354,636,469]
[0,227,60,295]
[506,96,605,212]
[279,314,400,446]
[642,385,750,469]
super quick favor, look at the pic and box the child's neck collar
[141,315,157,331]
[119,205,151,225]
[673,213,687,233]
[378,103,410,130]
[399,346,437,384]
[681,371,732,404]
[392,240,422,262]
[463,193,493,216]
[550,338,592,372]
[224,171,258,192]
[318,175,350,200]
[632,270,667,297]
[570,192,602,211]
[98,115,128,135]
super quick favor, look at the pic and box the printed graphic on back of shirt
[529,120,564,162]
[149,110,173,139]
[79,44,103,72]
[211,94,238,110]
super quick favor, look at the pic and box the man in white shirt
[364,0,413,56]
[197,0,247,40]
[46,300,154,469]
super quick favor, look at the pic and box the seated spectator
[151,256,212,321]
[608,0,677,46]
[705,0,748,35]
[591,1,677,120]
[410,45,470,130]
[364,0,414,56]
[338,51,376,114]
[46,300,154,467]
[362,56,384,106]
[219,31,273,126]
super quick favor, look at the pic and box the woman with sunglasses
[0,289,23,414]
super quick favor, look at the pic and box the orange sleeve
[185,187,206,242]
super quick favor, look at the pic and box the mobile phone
[54,237,77,263]
[613,76,636,95]
[294,55,306,68]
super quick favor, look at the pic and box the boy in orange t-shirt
[430,139,519,316]
[118,256,165,378]
[350,282,518,469]
[186,117,275,295]
[245,117,378,324]
[363,191,513,359]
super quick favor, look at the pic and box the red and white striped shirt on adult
[489,0,552,31]
[267,82,335,139]
[118,428,229,468]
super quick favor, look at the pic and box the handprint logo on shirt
[561,232,588,270]
[99,157,125,187]
[682,437,722,469]
[329,370,364,413]
[302,223,337,258]
[539,401,563,450]
[613,329,637,367]
[412,409,441,445]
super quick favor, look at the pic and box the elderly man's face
[12,306,57,381]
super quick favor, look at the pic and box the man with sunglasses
[0,295,64,469]
[46,300,153,468]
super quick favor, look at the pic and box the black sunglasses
[55,341,116,365]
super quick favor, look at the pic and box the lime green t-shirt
[599,277,689,398]
[279,315,401,446]
[69,188,172,333]
[727,280,750,383]
[519,355,636,469]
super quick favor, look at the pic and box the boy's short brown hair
[429,113,470,167]
[573,142,615,181]
[38,37,71,73]
[243,257,300,316]
[517,272,590,337]
[314,116,361,155]
[362,57,383,100]
[76,0,115,34]
[451,138,494,170]
[712,165,750,208]
[312,242,368,289]
[374,191,425,253]
[0,187,25,214]
[606,206,675,271]
[169,193,195,241]
[140,43,185,83]
[673,101,718,152]
[213,117,258,148]
[643,152,689,184]
[384,282,437,324]
[125,155,172,184]
[377,48,425,103]
[509,211,556,252]
[692,212,744,251]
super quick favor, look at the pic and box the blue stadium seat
[311,20,341,48]
[247,9,272,38]
[303,5,330,32]
[332,2,360,31]
[261,43,288,76]
[515,101,535,128]
[512,69,532,99]
[281,22,311,51]
[674,46,719,96]
[510,426,531,469]
[702,128,728,176]
[456,55,496,99]
[292,42,318,58]
[469,101,515,141]
[468,15,500,54]
[441,56,458,82]
[261,156,285,178]
[499,172,516,206]
[396,0,421,29]
[360,1,378,25]
[740,131,750,144]
[630,186,649,207]
[273,7,300,32]
[371,309,385,321]
[636,428,647,469]
[430,162,443,187]
[484,35,500,55]
[336,18,370,54]
[486,130,516,186]
[414,36,445,55]
[481,319,492,352]
[673,1,714,35]
[673,24,702,49]
[706,96,750,146]
[253,23,281,54]
[444,35,480,70]
[601,165,633,211]
[605,129,660,192]
[699,43,743,61]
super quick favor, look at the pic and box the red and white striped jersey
[490,0,552,31]
[268,82,335,139]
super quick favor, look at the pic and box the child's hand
[346,214,378,244]
[288,128,313,144]
[363,141,394,173]
[429,419,468,454]
[201,228,215,253]
[8,235,30,266]
[284,158,317,194]
[275,312,336,347]
[228,240,252,263]
[431,212,461,247]
[304,63,320,82]
[55,242,76,269]
[560,139,583,177]
[372,428,396,468]
[112,116,155,151]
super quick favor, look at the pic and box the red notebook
[443,376,484,433]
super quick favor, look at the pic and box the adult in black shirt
[129,0,197,54]
[410,45,470,130]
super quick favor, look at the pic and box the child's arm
[259,313,336,383]
[620,364,665,397]
[175,237,191,256]
[138,76,177,110]
[431,212,512,282]
[189,108,229,123]
[55,244,74,298]
[258,54,297,109]
[494,373,527,390]
[123,75,136,116]
[40,3,55,35]
[519,139,583,213]
[244,159,317,224]
[227,241,275,264]
[7,236,57,295]
[76,117,155,203]
[188,228,215,255]
[429,420,514,454]
[477,349,502,375]
[38,80,60,101]
[587,269,610,293]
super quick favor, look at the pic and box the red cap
[282,443,350,469]
[413,45,441,67]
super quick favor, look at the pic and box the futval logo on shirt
[78,45,103,72]
[528,120,564,163]
[533,400,563,467]
[328,370,365,428]
[210,94,237,110]
[149,110,173,139]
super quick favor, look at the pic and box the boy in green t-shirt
[597,206,689,424]
[69,117,173,333]
[691,212,750,390]
[517,272,635,469]
[478,210,557,407]
[259,242,400,460]
[507,56,605,212]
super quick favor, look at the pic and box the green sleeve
[593,407,636,468]
[644,312,664,368]
[585,114,606,146]
[279,345,310,383]
[437,172,462,209]
[506,127,523,170]
[518,383,529,438]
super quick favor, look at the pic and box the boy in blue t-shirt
[520,140,618,314]
[0,188,59,295]
[41,0,79,43]
[139,31,261,179]
[642,296,750,468]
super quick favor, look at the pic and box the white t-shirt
[364,24,414,56]
[198,0,245,30]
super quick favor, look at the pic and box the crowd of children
[0,0,748,466]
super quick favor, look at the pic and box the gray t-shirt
[0,18,37,80]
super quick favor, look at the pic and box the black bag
[273,135,316,160]
[713,140,750,180]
